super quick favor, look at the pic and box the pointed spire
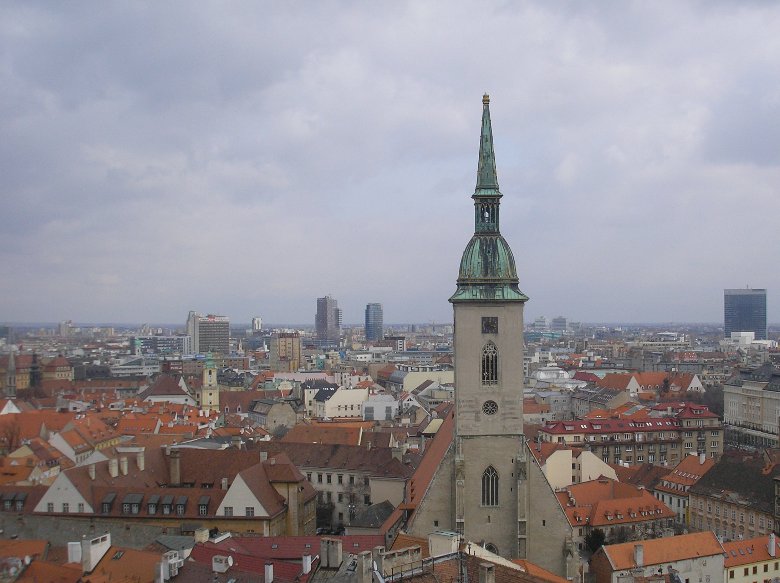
[476,93,499,193]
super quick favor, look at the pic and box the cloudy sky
[2,1,780,327]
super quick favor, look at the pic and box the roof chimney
[136,450,145,471]
[634,544,644,567]
[169,448,181,486]
[260,451,268,461]
[770,533,777,558]
[88,464,96,480]
[479,563,496,583]
[119,456,128,476]
[699,452,706,464]
[108,458,119,478]
[357,551,372,583]
[302,554,312,574]
[265,562,274,583]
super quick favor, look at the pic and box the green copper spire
[450,95,528,304]
[475,93,500,194]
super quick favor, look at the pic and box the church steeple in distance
[450,94,528,304]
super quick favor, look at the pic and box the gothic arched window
[481,342,498,385]
[482,466,499,506]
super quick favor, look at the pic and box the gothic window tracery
[482,466,499,506]
[481,341,498,385]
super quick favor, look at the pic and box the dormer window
[147,495,159,515]
[101,493,116,514]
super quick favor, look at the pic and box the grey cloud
[2,1,780,324]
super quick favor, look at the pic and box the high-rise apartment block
[724,288,767,340]
[270,332,302,373]
[251,316,263,333]
[133,335,192,356]
[315,296,341,346]
[186,311,230,355]
[364,303,384,342]
[550,316,568,333]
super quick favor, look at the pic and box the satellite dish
[24,556,31,565]
[227,556,234,567]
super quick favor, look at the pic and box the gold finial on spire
[483,93,490,105]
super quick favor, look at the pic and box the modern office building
[315,296,341,347]
[186,311,230,354]
[364,303,384,342]
[724,288,767,340]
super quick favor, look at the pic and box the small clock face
[482,317,498,334]
[482,400,498,415]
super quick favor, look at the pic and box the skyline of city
[3,3,780,325]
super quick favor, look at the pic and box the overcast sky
[2,1,780,327]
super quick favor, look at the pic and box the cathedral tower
[406,96,574,576]
[449,94,528,557]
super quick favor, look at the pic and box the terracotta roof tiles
[599,531,724,570]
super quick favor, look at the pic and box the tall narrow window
[481,342,498,385]
[482,466,499,506]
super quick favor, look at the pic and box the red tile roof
[723,534,780,567]
[598,531,724,570]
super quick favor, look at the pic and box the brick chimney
[169,448,181,486]
[634,544,644,567]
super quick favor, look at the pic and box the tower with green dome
[450,94,529,557]
[405,96,576,575]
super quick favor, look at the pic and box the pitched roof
[557,477,675,528]
[137,374,190,400]
[281,424,362,446]
[0,538,49,559]
[350,500,395,528]
[403,550,564,583]
[86,545,163,583]
[689,451,778,514]
[723,535,780,567]
[598,531,724,570]
[655,452,715,494]
[257,442,413,479]
[235,462,288,517]
[596,374,635,391]
[611,463,671,491]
